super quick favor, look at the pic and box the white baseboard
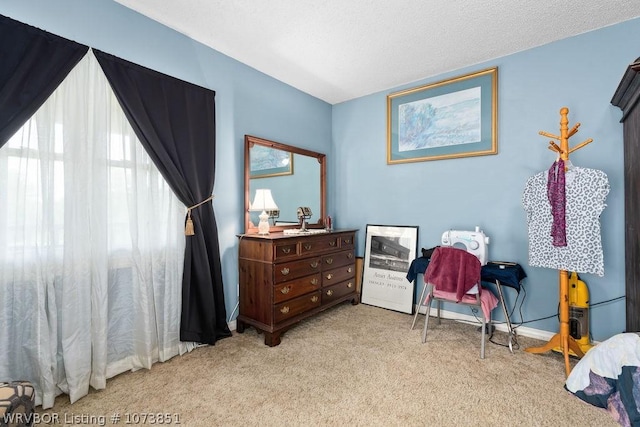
[227,307,557,343]
[415,304,556,342]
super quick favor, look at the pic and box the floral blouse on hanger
[522,166,610,276]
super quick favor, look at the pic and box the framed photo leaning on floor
[361,224,418,314]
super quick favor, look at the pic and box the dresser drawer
[300,235,339,256]
[273,273,321,304]
[274,291,321,323]
[322,264,356,287]
[322,250,355,269]
[339,233,355,250]
[275,257,322,283]
[322,279,356,304]
[274,241,298,260]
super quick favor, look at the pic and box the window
[0,52,193,408]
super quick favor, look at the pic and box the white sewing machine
[441,226,490,265]
[409,226,492,331]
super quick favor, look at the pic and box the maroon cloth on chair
[423,246,481,302]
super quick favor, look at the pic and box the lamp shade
[250,189,278,235]
[250,189,278,211]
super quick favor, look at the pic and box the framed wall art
[361,224,418,314]
[387,67,498,164]
[250,144,293,178]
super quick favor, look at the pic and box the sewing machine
[411,226,521,353]
[441,226,490,265]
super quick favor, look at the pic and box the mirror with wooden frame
[244,135,326,234]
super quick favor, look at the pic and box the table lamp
[250,189,278,235]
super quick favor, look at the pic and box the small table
[408,257,526,353]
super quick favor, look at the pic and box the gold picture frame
[387,67,498,164]
[250,144,293,178]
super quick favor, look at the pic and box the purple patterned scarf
[547,160,567,247]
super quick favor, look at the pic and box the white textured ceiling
[114,0,640,104]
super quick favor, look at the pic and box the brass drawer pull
[329,241,336,246]
[280,306,290,314]
[281,267,290,275]
[311,295,319,303]
[326,289,334,296]
[345,239,351,244]
[326,273,333,280]
[347,253,353,259]
[282,247,291,254]
[310,261,319,268]
[280,286,291,294]
[348,267,353,273]
[325,258,333,265]
[311,278,319,285]
[304,244,312,250]
[347,282,353,288]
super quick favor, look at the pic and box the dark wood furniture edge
[236,292,360,347]
[612,58,640,332]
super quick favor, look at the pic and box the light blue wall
[333,19,640,341]
[0,0,332,320]
[3,1,638,342]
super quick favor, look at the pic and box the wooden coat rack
[524,107,593,377]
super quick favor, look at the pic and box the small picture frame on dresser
[361,224,418,314]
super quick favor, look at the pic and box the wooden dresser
[237,229,359,346]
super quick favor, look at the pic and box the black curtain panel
[94,50,231,345]
[0,14,88,147]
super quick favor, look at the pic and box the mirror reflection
[249,152,320,225]
[244,135,326,234]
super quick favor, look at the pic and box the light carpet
[38,303,616,426]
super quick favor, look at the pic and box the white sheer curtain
[0,51,195,409]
